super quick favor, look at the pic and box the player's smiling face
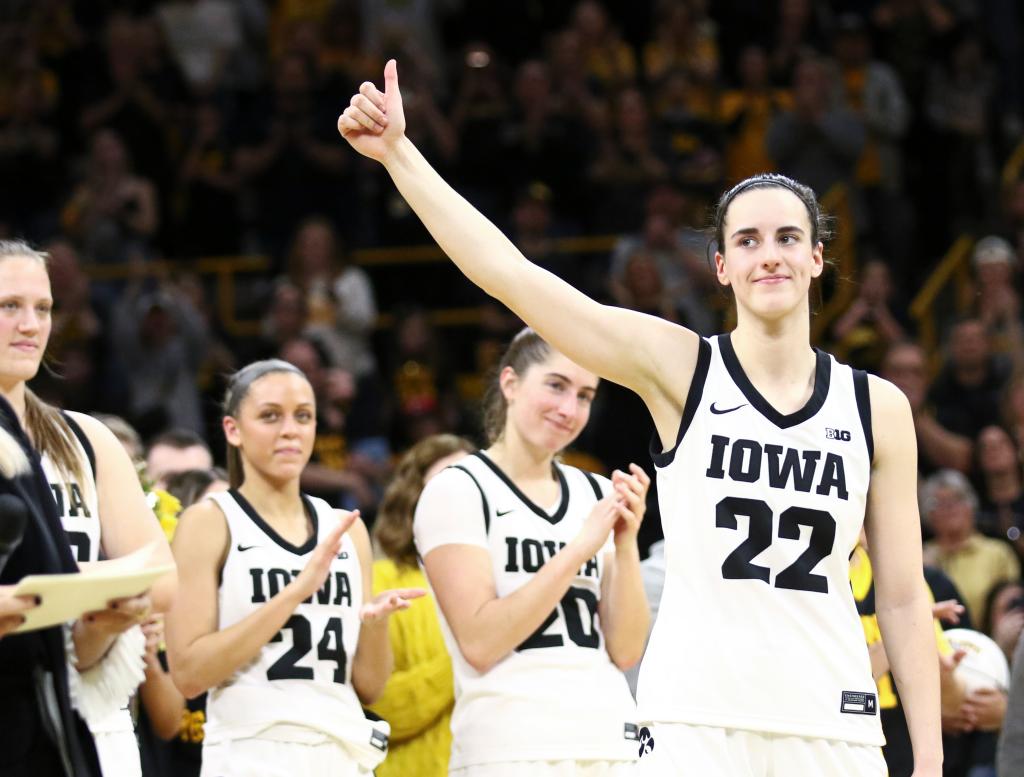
[714,187,823,321]
[0,255,52,392]
[502,351,598,453]
[224,371,317,485]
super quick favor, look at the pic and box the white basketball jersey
[204,490,388,765]
[426,452,639,769]
[638,334,884,745]
[39,415,99,563]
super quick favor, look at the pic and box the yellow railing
[908,235,975,362]
[83,235,623,337]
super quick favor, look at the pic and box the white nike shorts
[631,723,887,777]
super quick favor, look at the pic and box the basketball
[944,628,1011,693]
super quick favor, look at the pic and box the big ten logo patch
[825,428,851,441]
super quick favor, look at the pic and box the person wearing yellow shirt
[850,534,968,777]
[369,434,475,777]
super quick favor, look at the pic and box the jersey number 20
[716,496,836,593]
[518,586,600,651]
[267,614,347,683]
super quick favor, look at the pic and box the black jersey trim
[718,333,831,429]
[228,488,319,555]
[650,337,713,467]
[473,451,570,525]
[450,464,491,534]
[581,469,604,499]
[853,369,874,463]
[61,412,96,479]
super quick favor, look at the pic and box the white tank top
[414,452,639,769]
[637,334,884,745]
[204,490,388,766]
[39,415,99,563]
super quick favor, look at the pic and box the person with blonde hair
[369,433,476,777]
[0,239,176,777]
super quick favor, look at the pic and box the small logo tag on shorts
[370,728,389,751]
[624,722,639,741]
[840,690,878,715]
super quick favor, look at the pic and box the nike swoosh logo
[710,402,747,415]
[237,544,259,552]
[496,509,514,517]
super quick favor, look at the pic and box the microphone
[0,493,28,577]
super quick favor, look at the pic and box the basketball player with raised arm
[337,61,942,777]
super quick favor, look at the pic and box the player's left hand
[80,592,153,637]
[360,587,426,624]
[611,463,650,543]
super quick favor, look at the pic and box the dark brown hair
[712,173,833,253]
[373,434,476,568]
[222,359,309,488]
[481,328,552,445]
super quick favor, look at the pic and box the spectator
[929,318,1013,444]
[643,0,719,89]
[925,27,998,235]
[830,13,913,260]
[718,44,791,184]
[831,258,909,371]
[283,216,378,378]
[984,580,1024,664]
[975,425,1024,557]
[368,434,475,777]
[922,469,1021,626]
[156,0,243,95]
[174,102,242,258]
[588,88,670,231]
[145,428,213,490]
[234,54,348,255]
[78,13,182,189]
[890,342,974,476]
[277,336,378,511]
[61,128,159,265]
[500,60,587,211]
[137,467,228,777]
[0,62,61,238]
[570,0,637,95]
[766,55,865,199]
[971,236,1024,365]
[29,239,106,413]
[111,280,208,438]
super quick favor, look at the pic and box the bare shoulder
[64,411,122,454]
[175,499,229,551]
[865,374,915,459]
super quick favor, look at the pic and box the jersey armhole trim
[61,412,96,479]
[650,336,712,467]
[450,464,491,534]
[853,369,874,463]
[580,469,604,500]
